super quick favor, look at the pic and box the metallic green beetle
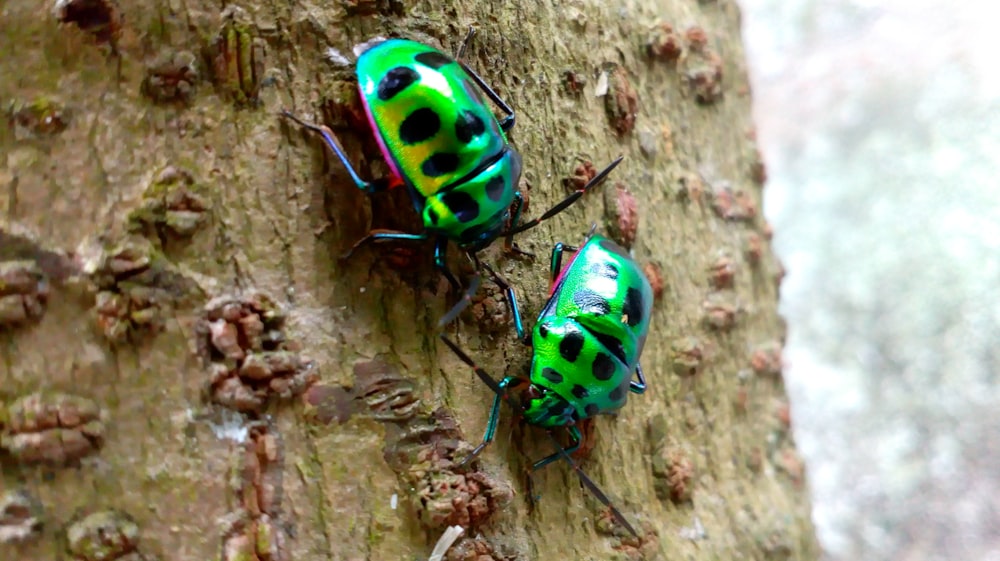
[283,30,621,339]
[440,229,654,536]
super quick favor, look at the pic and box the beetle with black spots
[283,30,621,339]
[439,228,655,536]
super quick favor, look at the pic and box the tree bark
[0,0,818,560]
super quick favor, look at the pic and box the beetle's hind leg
[281,110,386,194]
[340,229,428,260]
[455,26,476,61]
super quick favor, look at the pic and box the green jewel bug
[440,227,654,537]
[282,29,621,339]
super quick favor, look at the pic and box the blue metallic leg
[630,363,647,394]
[548,242,579,283]
[435,258,524,340]
[503,192,535,258]
[281,110,385,194]
[480,262,525,340]
[459,377,511,466]
[454,26,475,60]
[437,273,481,331]
[433,237,461,291]
[531,425,582,472]
[341,230,427,259]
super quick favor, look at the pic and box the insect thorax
[420,149,521,246]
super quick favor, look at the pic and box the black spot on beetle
[590,262,619,280]
[598,238,631,258]
[559,331,585,362]
[399,107,441,144]
[622,286,644,327]
[591,330,627,363]
[542,368,563,384]
[485,174,506,202]
[422,152,460,177]
[584,403,600,417]
[571,384,589,399]
[608,382,627,403]
[427,207,439,225]
[414,51,453,69]
[573,289,611,316]
[591,352,615,381]
[441,191,480,223]
[378,67,419,101]
[455,109,487,143]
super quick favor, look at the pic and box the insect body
[355,37,522,250]
[282,30,621,339]
[525,233,653,432]
[440,230,654,536]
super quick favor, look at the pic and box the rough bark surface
[0,0,818,560]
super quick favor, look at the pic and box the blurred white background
[739,1,1000,559]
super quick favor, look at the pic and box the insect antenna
[539,429,639,537]
[504,156,624,237]
[438,334,639,537]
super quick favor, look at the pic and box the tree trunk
[0,0,818,560]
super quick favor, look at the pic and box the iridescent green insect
[282,29,620,339]
[440,229,654,536]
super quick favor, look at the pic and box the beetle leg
[433,237,461,291]
[439,335,516,466]
[340,229,427,260]
[548,242,579,284]
[454,26,476,60]
[437,272,480,330]
[439,334,639,538]
[630,363,647,394]
[459,377,510,467]
[460,62,516,132]
[530,425,582,472]
[453,27,516,131]
[436,258,524,340]
[502,192,536,259]
[436,245,476,330]
[281,110,381,194]
[539,427,640,537]
[505,156,623,236]
[480,262,525,340]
